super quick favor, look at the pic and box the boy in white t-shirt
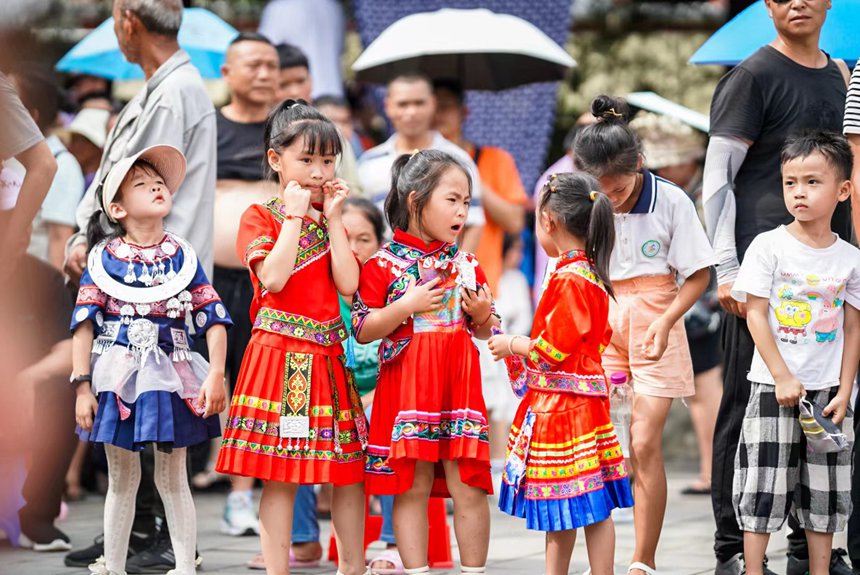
[731,131,860,575]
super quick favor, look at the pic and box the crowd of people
[1,0,860,575]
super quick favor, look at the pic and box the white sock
[462,566,487,574]
[103,445,141,574]
[154,448,197,574]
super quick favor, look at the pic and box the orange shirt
[470,145,528,293]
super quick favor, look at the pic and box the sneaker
[715,553,744,575]
[64,531,152,567]
[715,554,777,575]
[18,522,71,552]
[830,549,854,575]
[787,548,853,575]
[125,528,202,574]
[220,491,259,536]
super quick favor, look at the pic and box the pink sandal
[246,550,321,570]
[368,549,405,575]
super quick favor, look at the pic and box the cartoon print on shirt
[813,301,839,343]
[774,300,812,344]
[807,283,845,344]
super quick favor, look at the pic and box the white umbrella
[352,8,575,91]
[626,92,710,133]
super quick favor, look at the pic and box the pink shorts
[602,274,695,398]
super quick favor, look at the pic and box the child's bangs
[297,120,343,157]
[121,160,163,190]
[129,160,163,181]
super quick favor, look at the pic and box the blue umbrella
[690,0,858,66]
[56,7,238,80]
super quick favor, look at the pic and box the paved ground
[4,469,844,574]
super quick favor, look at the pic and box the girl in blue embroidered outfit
[353,149,498,575]
[489,173,634,575]
[71,145,231,575]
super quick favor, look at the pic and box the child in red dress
[489,173,634,575]
[216,100,368,575]
[352,149,497,575]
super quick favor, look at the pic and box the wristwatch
[69,374,93,388]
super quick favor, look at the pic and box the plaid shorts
[733,383,853,534]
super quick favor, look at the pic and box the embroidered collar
[88,232,197,304]
[392,229,450,254]
[557,249,587,268]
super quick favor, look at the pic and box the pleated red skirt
[216,332,366,485]
[498,390,633,530]
[365,330,492,497]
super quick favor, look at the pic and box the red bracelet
[473,312,493,329]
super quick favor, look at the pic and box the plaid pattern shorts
[733,383,853,534]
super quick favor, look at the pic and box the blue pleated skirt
[79,390,220,452]
[499,472,634,531]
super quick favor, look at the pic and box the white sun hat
[99,145,186,222]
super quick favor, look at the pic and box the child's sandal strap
[629,562,658,575]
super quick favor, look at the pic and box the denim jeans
[292,485,319,543]
[291,403,396,545]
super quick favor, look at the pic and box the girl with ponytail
[215,100,369,575]
[488,172,633,575]
[353,149,497,575]
[569,95,717,575]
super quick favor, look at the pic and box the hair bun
[591,95,629,124]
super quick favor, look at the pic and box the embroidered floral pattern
[231,394,282,414]
[190,284,220,309]
[225,416,361,443]
[263,198,330,273]
[555,259,606,293]
[294,220,329,272]
[244,235,274,265]
[221,437,364,462]
[254,307,347,346]
[531,337,569,366]
[523,472,607,500]
[391,409,489,443]
[365,445,395,475]
[380,337,411,364]
[525,368,608,396]
[76,284,107,307]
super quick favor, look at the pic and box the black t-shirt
[216,109,267,181]
[710,45,850,261]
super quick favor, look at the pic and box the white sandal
[628,562,658,575]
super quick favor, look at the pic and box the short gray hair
[117,0,182,37]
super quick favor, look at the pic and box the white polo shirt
[610,170,716,281]
[357,131,484,227]
[542,169,716,289]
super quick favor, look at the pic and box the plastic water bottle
[608,372,631,458]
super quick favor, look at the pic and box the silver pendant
[124,261,137,284]
[139,265,153,286]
